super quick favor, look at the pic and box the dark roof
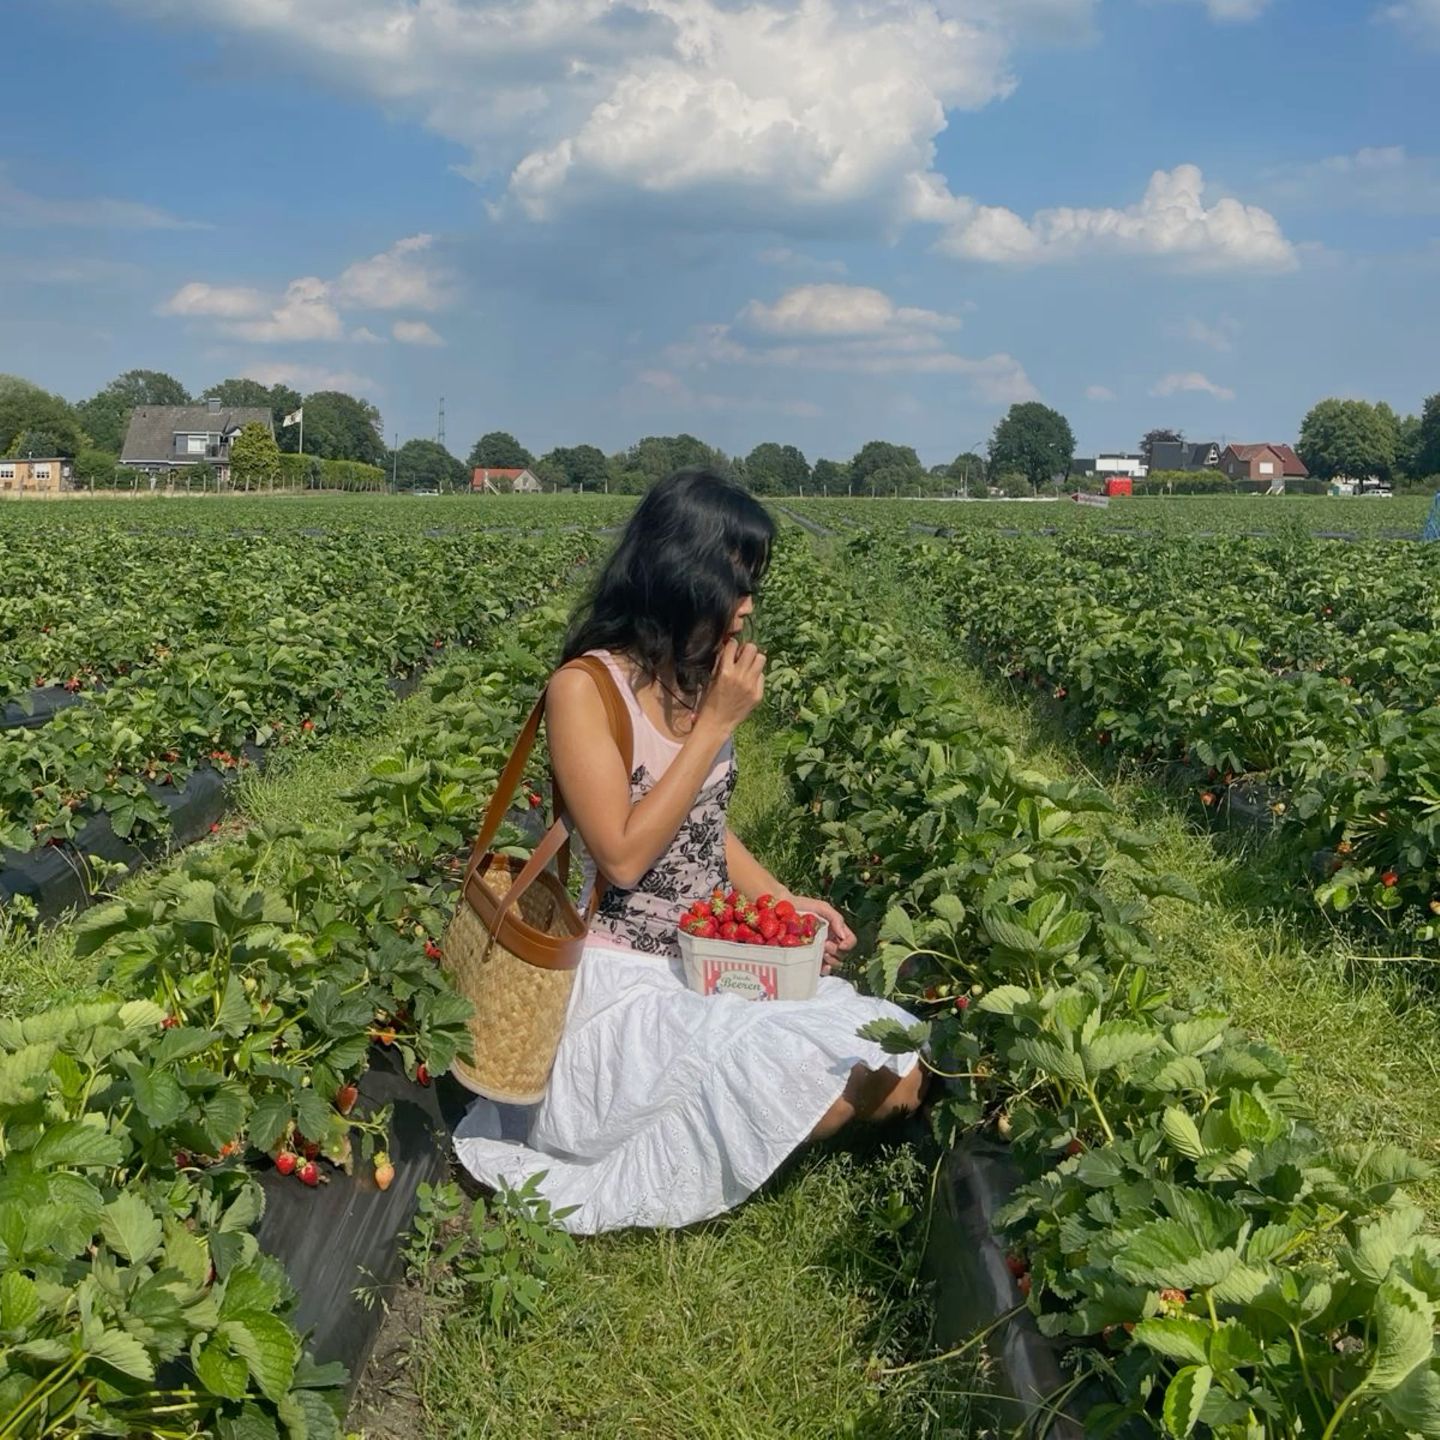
[1071,457,1097,473]
[1150,440,1220,471]
[120,405,272,464]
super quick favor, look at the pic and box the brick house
[1217,444,1310,489]
[0,456,74,495]
[120,398,273,486]
[471,467,543,494]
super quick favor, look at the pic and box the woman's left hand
[786,895,854,974]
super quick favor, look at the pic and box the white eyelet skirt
[452,941,921,1235]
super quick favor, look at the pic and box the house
[0,456,73,495]
[1149,440,1221,472]
[120,398,273,486]
[1074,453,1147,480]
[1217,444,1309,491]
[471,467,543,494]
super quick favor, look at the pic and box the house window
[1259,461,1275,475]
[0,465,13,480]
[182,434,209,456]
[33,465,51,480]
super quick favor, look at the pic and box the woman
[453,469,925,1234]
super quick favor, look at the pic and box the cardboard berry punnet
[676,890,827,1001]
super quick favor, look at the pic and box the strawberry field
[1,492,1439,1438]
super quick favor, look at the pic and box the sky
[1,0,1437,467]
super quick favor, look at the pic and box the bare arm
[547,644,765,890]
[725,828,785,901]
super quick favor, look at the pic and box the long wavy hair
[562,467,775,700]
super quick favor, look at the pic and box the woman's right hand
[699,640,766,736]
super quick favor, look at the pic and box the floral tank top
[579,650,736,959]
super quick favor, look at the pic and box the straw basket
[445,855,587,1104]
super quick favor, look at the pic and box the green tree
[742,442,810,495]
[946,451,986,493]
[1297,398,1397,482]
[202,378,303,441]
[228,422,281,492]
[77,369,191,453]
[848,441,923,495]
[0,375,87,456]
[394,439,467,492]
[811,458,849,492]
[467,431,534,470]
[988,403,1076,495]
[540,444,610,491]
[298,391,386,465]
[626,434,732,483]
[1394,412,1423,482]
[1414,393,1440,479]
[1140,428,1182,467]
[73,447,119,489]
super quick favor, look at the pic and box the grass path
[868,546,1440,1213]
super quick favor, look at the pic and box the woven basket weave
[445,856,586,1105]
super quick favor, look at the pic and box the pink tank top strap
[584,650,643,724]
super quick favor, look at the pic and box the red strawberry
[725,888,740,907]
[741,905,760,928]
[527,791,543,809]
[1065,1138,1084,1157]
[299,1161,320,1187]
[416,1063,430,1087]
[1382,870,1399,888]
[955,995,970,1012]
[719,921,739,942]
[680,915,699,935]
[1004,1253,1027,1278]
[275,1151,297,1176]
[757,914,781,943]
[784,918,802,936]
[774,900,796,922]
[424,939,442,961]
[734,925,756,945]
[696,920,719,940]
[710,897,728,919]
[755,893,774,910]
[780,934,803,948]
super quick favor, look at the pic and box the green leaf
[218,1402,282,1440]
[91,1327,156,1382]
[0,1043,58,1107]
[976,985,1029,1015]
[856,1017,931,1055]
[878,907,917,949]
[100,1192,164,1265]
[1381,1363,1440,1437]
[247,1093,294,1154]
[294,1087,332,1142]
[1162,1107,1207,1161]
[132,1067,188,1128]
[154,1026,223,1065]
[1113,1220,1238,1289]
[1084,1020,1161,1075]
[1162,1365,1211,1438]
[220,1180,266,1235]
[930,895,966,927]
[0,1271,40,1333]
[221,1260,286,1321]
[1346,1207,1426,1286]
[1364,1277,1435,1394]
[195,1336,251,1400]
[1011,1035,1086,1086]
[1207,1320,1265,1372]
[221,1312,299,1402]
[31,1119,125,1170]
[1137,873,1202,906]
[1133,1317,1210,1365]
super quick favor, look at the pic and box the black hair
[563,467,775,699]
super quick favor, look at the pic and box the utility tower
[437,396,446,449]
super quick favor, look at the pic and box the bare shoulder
[546,664,610,719]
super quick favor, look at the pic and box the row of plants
[0,523,595,854]
[0,584,576,1436]
[756,535,1439,1438]
[868,527,1440,934]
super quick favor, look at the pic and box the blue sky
[1,0,1437,466]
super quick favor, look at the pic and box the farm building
[472,467,543,493]
[0,455,73,495]
[1217,444,1309,491]
[120,398,273,487]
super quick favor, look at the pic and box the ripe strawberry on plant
[275,1151,298,1176]
[1382,870,1399,888]
[335,1083,359,1116]
[299,1161,320,1187]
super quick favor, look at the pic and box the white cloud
[634,368,822,417]
[392,319,445,346]
[239,361,382,395]
[1266,146,1440,215]
[1150,371,1236,401]
[337,234,449,310]
[1174,314,1241,352]
[158,235,449,345]
[666,283,1037,405]
[94,0,1099,231]
[224,277,344,342]
[1380,0,1440,45]
[0,161,208,230]
[739,284,961,338]
[1086,385,1116,401]
[923,165,1296,272]
[1160,0,1272,21]
[158,282,269,319]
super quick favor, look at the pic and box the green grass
[407,1144,974,1440]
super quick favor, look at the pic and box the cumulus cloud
[392,319,445,346]
[1174,315,1241,352]
[1266,146,1440,215]
[1150,371,1236,401]
[739,284,961,337]
[239,361,381,394]
[923,165,1296,272]
[0,161,208,230]
[1086,385,1116,401]
[158,235,449,345]
[665,284,1036,404]
[1380,0,1440,44]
